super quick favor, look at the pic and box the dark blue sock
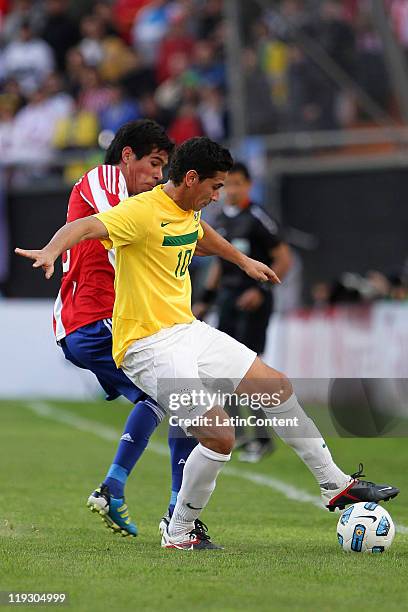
[167,424,198,515]
[104,399,159,498]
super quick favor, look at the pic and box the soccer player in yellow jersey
[16,137,399,550]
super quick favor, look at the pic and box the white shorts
[121,320,257,433]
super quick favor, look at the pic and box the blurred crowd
[245,0,408,134]
[0,0,408,183]
[0,0,229,183]
[311,268,408,307]
[1,0,408,303]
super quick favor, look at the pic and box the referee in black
[194,162,292,462]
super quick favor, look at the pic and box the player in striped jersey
[52,120,196,537]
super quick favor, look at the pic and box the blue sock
[167,424,198,515]
[103,399,159,498]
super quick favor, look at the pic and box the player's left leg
[87,396,161,536]
[87,399,160,536]
[187,320,399,513]
[61,322,166,536]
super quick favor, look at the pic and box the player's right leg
[121,325,235,550]
[160,406,234,550]
[60,320,166,536]
[159,424,198,534]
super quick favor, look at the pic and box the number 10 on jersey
[174,249,193,277]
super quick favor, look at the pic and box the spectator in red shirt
[168,102,203,144]
[156,13,194,83]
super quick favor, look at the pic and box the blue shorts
[60,318,146,404]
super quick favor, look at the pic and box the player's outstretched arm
[198,220,281,284]
[15,217,108,280]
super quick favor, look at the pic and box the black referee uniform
[214,201,282,354]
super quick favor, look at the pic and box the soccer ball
[336,502,395,553]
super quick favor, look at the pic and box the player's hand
[236,287,265,311]
[192,301,209,320]
[14,247,56,279]
[240,256,281,284]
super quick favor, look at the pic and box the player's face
[125,148,169,195]
[224,172,251,207]
[189,171,227,211]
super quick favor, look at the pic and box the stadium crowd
[1,0,408,302]
[0,0,407,181]
[0,0,228,181]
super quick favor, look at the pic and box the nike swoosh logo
[161,221,171,227]
[355,515,377,522]
[186,503,203,510]
[378,487,393,491]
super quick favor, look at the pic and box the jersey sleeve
[250,206,282,251]
[197,222,204,240]
[95,196,149,249]
[79,165,127,213]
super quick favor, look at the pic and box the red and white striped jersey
[53,165,128,340]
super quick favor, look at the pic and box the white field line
[26,401,408,535]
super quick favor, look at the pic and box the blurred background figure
[78,12,108,67]
[2,19,55,95]
[98,83,140,133]
[41,0,79,72]
[131,0,171,66]
[193,161,292,462]
[1,0,43,45]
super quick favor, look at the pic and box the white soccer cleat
[161,520,223,550]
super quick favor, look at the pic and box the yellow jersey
[95,184,203,366]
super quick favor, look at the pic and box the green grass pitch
[1,399,407,611]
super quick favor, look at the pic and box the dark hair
[105,119,174,164]
[168,137,233,185]
[229,161,251,181]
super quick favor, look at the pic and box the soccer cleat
[321,463,400,512]
[161,519,223,550]
[158,513,216,541]
[87,484,138,537]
